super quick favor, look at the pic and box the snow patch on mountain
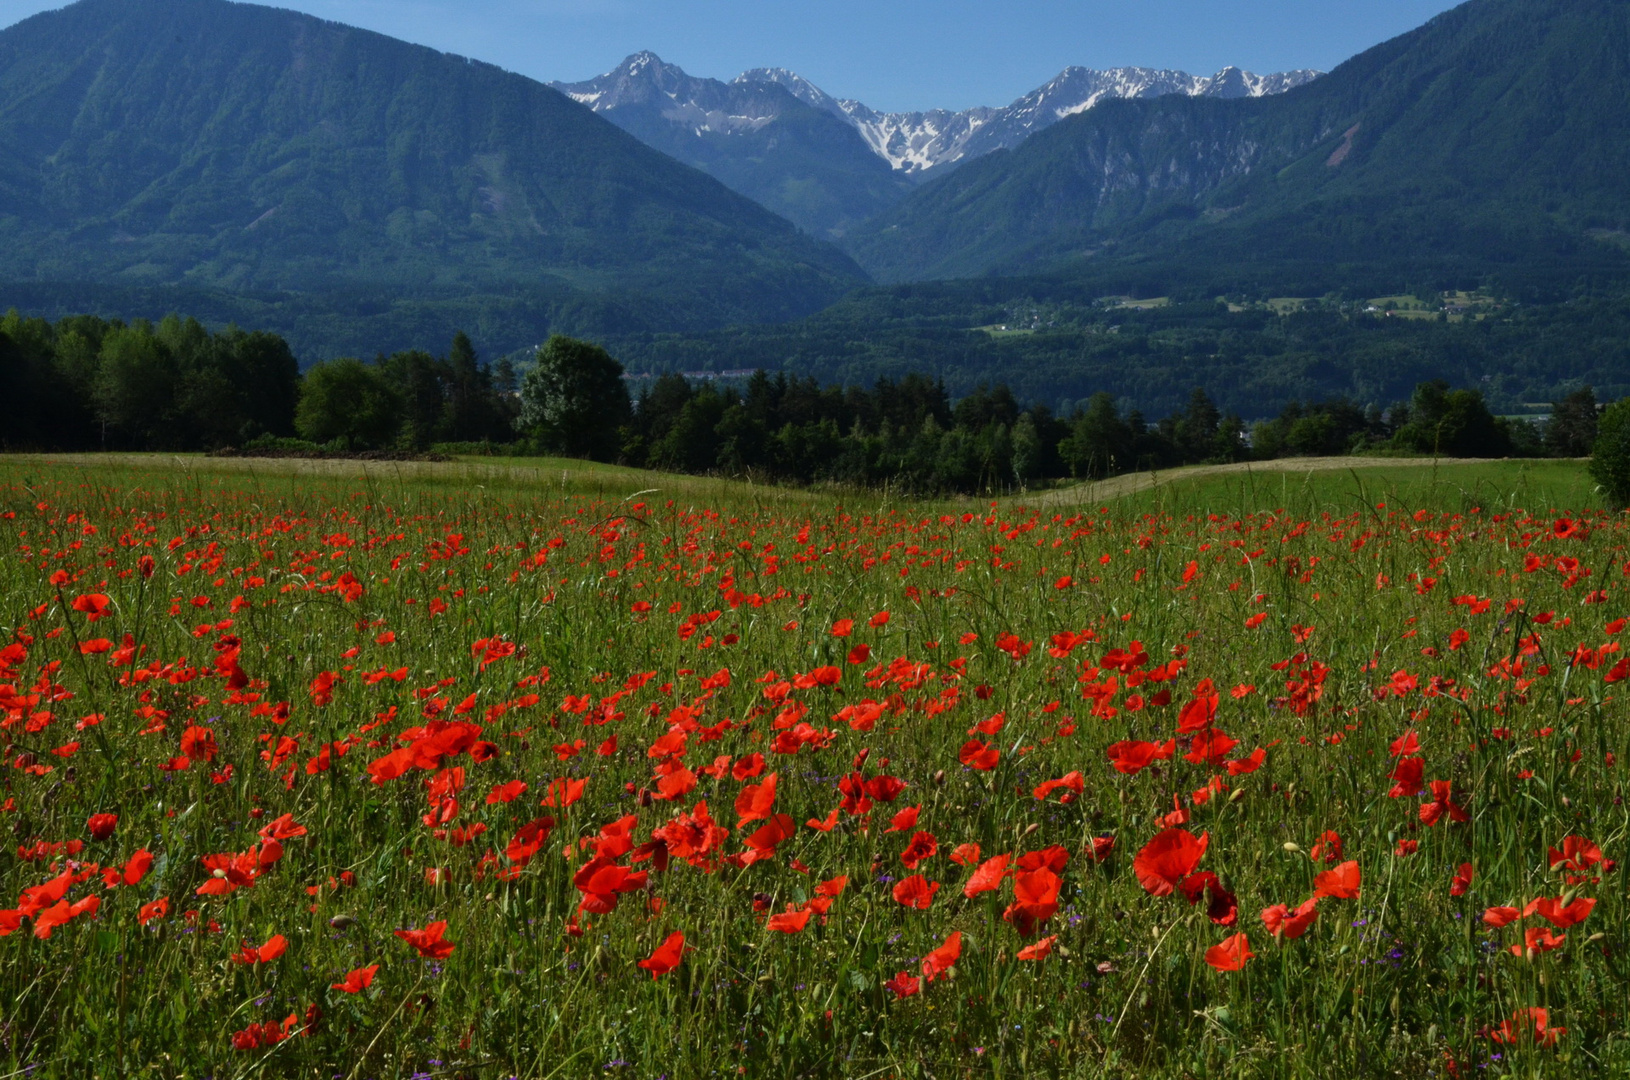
[741,63,1321,176]
[559,53,1320,178]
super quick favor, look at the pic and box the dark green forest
[1,310,1600,495]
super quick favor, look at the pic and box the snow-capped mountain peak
[752,63,1324,176]
[556,53,1321,182]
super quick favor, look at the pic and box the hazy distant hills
[845,0,1630,289]
[0,0,867,353]
[555,54,1316,238]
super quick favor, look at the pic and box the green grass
[1099,460,1605,518]
[0,453,1625,1079]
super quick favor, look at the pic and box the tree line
[0,310,1601,493]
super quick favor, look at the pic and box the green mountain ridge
[844,0,1630,291]
[0,0,868,353]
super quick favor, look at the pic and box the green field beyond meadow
[0,453,1623,1079]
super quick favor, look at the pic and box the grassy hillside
[0,0,868,350]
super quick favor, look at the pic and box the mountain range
[554,56,1319,237]
[3,0,1630,391]
[0,0,865,356]
[741,64,1321,177]
[844,0,1630,288]
[551,53,912,240]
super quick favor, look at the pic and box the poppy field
[0,457,1626,1078]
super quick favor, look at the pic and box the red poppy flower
[734,773,778,828]
[1483,905,1521,928]
[1419,780,1468,826]
[814,875,848,898]
[1450,862,1474,896]
[1184,728,1238,766]
[1305,830,1341,864]
[486,780,527,804]
[1016,935,1057,960]
[394,920,455,959]
[86,813,117,841]
[949,842,981,866]
[1492,1007,1564,1046]
[1204,932,1254,971]
[71,594,112,621]
[883,970,921,998]
[332,964,378,993]
[1387,756,1424,798]
[1548,835,1605,881]
[900,831,938,870]
[1313,860,1361,900]
[1177,686,1217,733]
[1086,835,1115,863]
[1033,772,1084,802]
[1176,872,1238,926]
[638,931,689,978]
[766,906,811,934]
[959,740,1000,771]
[1261,898,1319,939]
[739,815,795,864]
[1515,926,1567,955]
[33,895,98,938]
[541,777,586,808]
[122,850,154,886]
[1107,739,1176,775]
[920,931,961,981]
[1133,828,1208,897]
[235,934,287,964]
[1531,896,1596,930]
[138,897,169,926]
[1003,867,1061,936]
[864,775,908,803]
[963,854,1010,899]
[885,805,921,833]
[179,725,218,763]
[891,875,940,910]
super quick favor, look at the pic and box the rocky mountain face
[554,54,1318,235]
[743,64,1321,176]
[552,53,911,239]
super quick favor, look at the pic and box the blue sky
[2,0,1463,112]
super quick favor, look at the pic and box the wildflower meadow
[0,456,1624,1079]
